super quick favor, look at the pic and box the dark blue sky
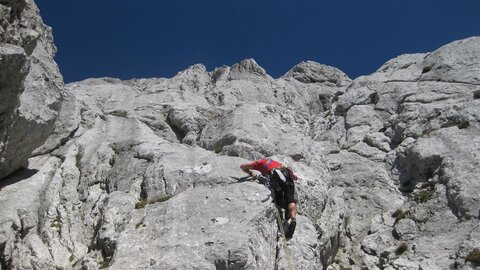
[36,0,480,83]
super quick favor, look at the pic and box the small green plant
[377,257,386,269]
[135,198,149,209]
[395,242,409,255]
[109,110,128,118]
[75,152,82,170]
[466,248,480,265]
[157,195,172,203]
[135,221,145,229]
[69,255,76,263]
[135,195,173,209]
[51,217,62,229]
[99,260,110,269]
[391,209,409,222]
[414,190,434,203]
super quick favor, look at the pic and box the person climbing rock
[240,159,298,239]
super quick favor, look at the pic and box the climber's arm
[240,163,258,178]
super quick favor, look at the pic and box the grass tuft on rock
[377,257,387,269]
[109,110,128,118]
[75,152,82,170]
[395,242,409,255]
[414,190,434,203]
[466,248,480,265]
[135,221,145,229]
[391,209,409,222]
[135,195,173,209]
[99,261,109,269]
[51,217,62,229]
[135,198,149,209]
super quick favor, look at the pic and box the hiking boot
[285,219,296,239]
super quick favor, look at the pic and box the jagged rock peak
[210,65,231,83]
[283,60,352,86]
[172,63,212,92]
[176,63,208,76]
[228,58,269,81]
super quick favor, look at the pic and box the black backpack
[270,167,294,186]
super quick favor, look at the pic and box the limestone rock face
[0,0,63,179]
[283,61,351,87]
[0,7,479,269]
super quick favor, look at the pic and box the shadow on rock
[230,176,252,183]
[231,176,270,186]
[0,168,39,191]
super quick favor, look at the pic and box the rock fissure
[166,114,187,143]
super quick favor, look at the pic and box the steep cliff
[0,0,63,179]
[0,4,478,269]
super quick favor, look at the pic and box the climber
[240,159,298,239]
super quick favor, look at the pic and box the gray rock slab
[0,44,29,178]
[283,61,352,87]
[0,155,61,269]
[420,36,480,84]
[276,216,320,270]
[370,53,426,82]
[345,105,383,130]
[110,182,276,269]
[393,218,418,240]
[199,103,312,160]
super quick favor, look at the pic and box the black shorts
[269,168,297,208]
[274,181,297,209]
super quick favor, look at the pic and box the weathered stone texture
[0,0,63,179]
[0,7,478,269]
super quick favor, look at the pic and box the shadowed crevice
[166,116,186,143]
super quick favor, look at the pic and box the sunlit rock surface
[0,0,63,179]
[0,4,479,268]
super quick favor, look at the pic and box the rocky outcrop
[0,0,63,179]
[0,6,478,268]
[325,36,480,270]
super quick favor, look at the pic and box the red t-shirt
[249,159,282,175]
